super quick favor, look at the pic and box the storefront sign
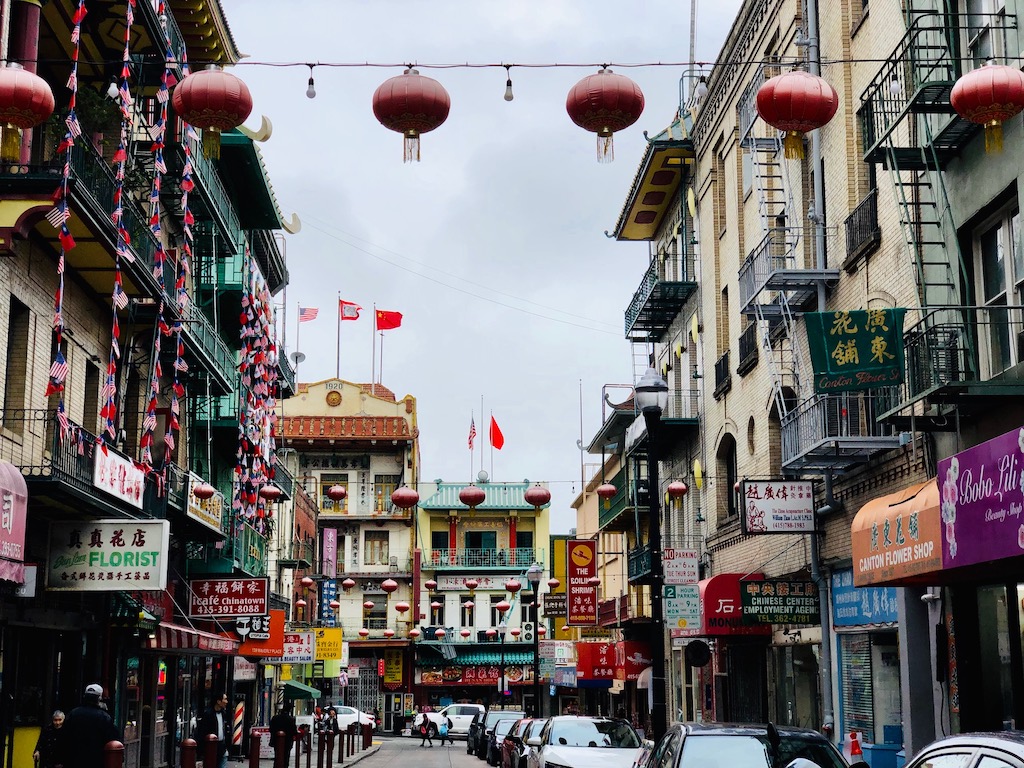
[188,577,269,618]
[806,308,906,393]
[852,481,942,586]
[234,657,257,681]
[92,446,145,509]
[320,579,338,627]
[238,609,285,657]
[235,615,272,641]
[435,575,511,591]
[938,426,1024,569]
[665,584,701,636]
[186,473,223,533]
[553,666,577,687]
[663,548,699,584]
[741,480,816,534]
[419,665,530,685]
[46,520,169,591]
[831,569,898,626]
[576,642,615,686]
[566,539,598,625]
[543,593,567,618]
[740,579,819,625]
[282,632,315,663]
[315,628,343,660]
[322,528,337,579]
[614,641,652,681]
[539,640,574,680]
[0,462,28,582]
[675,574,772,637]
[384,649,403,685]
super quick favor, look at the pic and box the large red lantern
[342,578,356,590]
[505,579,522,594]
[391,486,420,510]
[496,600,511,614]
[566,67,645,162]
[383,628,395,638]
[408,628,422,639]
[193,482,216,500]
[327,485,348,502]
[0,63,55,163]
[381,578,399,594]
[596,483,616,509]
[524,485,551,509]
[358,627,370,638]
[372,68,451,163]
[951,63,1024,153]
[755,69,838,159]
[171,65,253,159]
[667,481,689,502]
[459,484,486,509]
[395,601,410,614]
[259,484,282,502]
[465,578,479,592]
[424,579,438,590]
[434,627,447,640]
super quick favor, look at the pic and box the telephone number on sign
[0,542,22,558]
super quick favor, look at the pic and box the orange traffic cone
[850,732,864,760]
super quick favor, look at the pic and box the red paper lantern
[0,63,55,163]
[395,601,410,614]
[755,70,838,159]
[538,625,547,636]
[524,485,551,509]
[460,629,471,638]
[424,579,438,590]
[588,576,601,587]
[408,628,422,639]
[295,598,307,608]
[596,483,616,509]
[372,67,451,162]
[496,600,511,614]
[510,628,522,638]
[505,579,522,594]
[485,628,497,637]
[566,67,645,162]
[193,482,216,500]
[547,578,561,590]
[342,578,356,590]
[462,601,475,610]
[327,485,348,502]
[329,599,340,610]
[171,65,253,159]
[391,485,420,509]
[434,627,447,640]
[383,629,395,638]
[358,627,370,638]
[951,63,1024,152]
[259,484,282,502]
[381,578,399,593]
[668,481,689,499]
[465,579,479,592]
[430,601,442,610]
[459,484,486,509]
[363,600,375,610]
[560,625,571,633]
[300,576,315,588]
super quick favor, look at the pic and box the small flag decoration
[468,416,476,450]
[339,300,362,320]
[489,416,504,450]
[375,309,402,330]
[298,306,319,322]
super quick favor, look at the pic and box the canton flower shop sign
[188,577,269,618]
[741,480,815,534]
[740,579,819,625]
[806,309,906,393]
[46,519,170,590]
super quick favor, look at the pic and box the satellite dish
[477,470,489,483]
[290,351,306,365]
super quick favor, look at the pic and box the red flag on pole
[339,300,362,320]
[489,416,504,450]
[375,309,403,330]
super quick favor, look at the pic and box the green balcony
[178,301,235,395]
[424,548,544,571]
[627,544,653,584]
[186,520,268,578]
[625,257,698,343]
[598,467,645,532]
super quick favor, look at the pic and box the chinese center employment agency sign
[47,520,170,590]
[806,308,906,393]
[740,579,820,625]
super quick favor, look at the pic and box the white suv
[422,703,486,738]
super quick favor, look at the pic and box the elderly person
[34,710,65,768]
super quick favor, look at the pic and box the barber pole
[233,700,244,748]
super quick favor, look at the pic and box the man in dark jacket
[60,685,119,768]
[268,704,298,768]
[195,693,230,768]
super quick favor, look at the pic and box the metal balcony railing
[844,189,881,264]
[780,390,900,469]
[598,466,646,531]
[737,323,759,375]
[625,251,698,342]
[738,228,798,310]
[279,539,315,568]
[178,301,235,394]
[178,136,244,253]
[627,544,653,583]
[249,228,288,293]
[425,548,544,570]
[714,350,731,397]
[274,463,295,500]
[738,61,782,141]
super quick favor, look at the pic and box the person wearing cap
[195,693,230,768]
[58,684,118,768]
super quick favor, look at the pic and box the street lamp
[498,621,509,702]
[635,366,669,744]
[526,561,543,717]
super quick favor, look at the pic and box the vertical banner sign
[320,579,338,626]
[806,308,906,393]
[322,527,337,579]
[384,649,403,686]
[566,539,598,625]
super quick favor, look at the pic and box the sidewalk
[253,740,383,768]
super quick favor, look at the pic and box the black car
[488,719,517,765]
[470,709,527,759]
[634,723,847,768]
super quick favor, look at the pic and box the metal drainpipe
[805,0,836,736]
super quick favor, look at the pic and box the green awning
[416,650,533,667]
[282,680,322,700]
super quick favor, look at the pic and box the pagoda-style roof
[420,482,543,511]
[280,416,413,442]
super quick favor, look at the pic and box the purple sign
[938,426,1024,568]
[322,527,337,579]
[0,462,28,583]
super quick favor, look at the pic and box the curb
[258,743,381,768]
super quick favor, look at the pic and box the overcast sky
[221,0,743,534]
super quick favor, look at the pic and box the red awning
[146,622,239,654]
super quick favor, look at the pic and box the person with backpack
[438,716,454,746]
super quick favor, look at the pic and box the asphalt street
[256,734,480,768]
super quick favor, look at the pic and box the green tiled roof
[415,649,534,667]
[420,482,547,511]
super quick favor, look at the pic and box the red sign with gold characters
[577,641,616,681]
[566,539,598,625]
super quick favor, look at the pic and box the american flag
[49,352,69,383]
[468,417,476,450]
[298,306,319,322]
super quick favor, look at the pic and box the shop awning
[674,574,772,637]
[282,680,322,700]
[146,622,239,654]
[635,667,653,690]
[415,649,533,667]
[851,480,942,587]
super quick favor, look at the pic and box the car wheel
[428,724,438,739]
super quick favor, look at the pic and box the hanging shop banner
[282,632,315,663]
[46,519,170,591]
[938,426,1024,569]
[615,641,652,681]
[543,593,567,618]
[186,473,223,534]
[741,480,816,534]
[188,577,269,618]
[419,665,531,686]
[663,548,700,584]
[315,628,343,661]
[665,584,702,637]
[576,641,615,686]
[806,308,906,393]
[320,579,338,627]
[322,528,337,579]
[238,609,285,658]
[831,569,899,626]
[0,462,28,583]
[384,649,403,685]
[740,579,819,625]
[92,446,145,509]
[566,539,598,625]
[852,480,942,586]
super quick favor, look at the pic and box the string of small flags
[43,0,86,429]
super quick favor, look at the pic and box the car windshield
[487,712,525,728]
[548,720,640,748]
[496,721,515,738]
[678,735,846,768]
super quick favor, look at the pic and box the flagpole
[295,301,301,374]
[371,304,377,388]
[489,409,494,479]
[470,410,475,480]
[379,331,385,387]
[480,395,485,477]
[336,291,341,379]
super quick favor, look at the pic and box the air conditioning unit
[522,622,535,642]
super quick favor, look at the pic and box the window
[515,531,533,562]
[972,205,1022,376]
[374,474,400,512]
[363,531,389,565]
[83,362,100,436]
[742,149,753,196]
[460,594,475,627]
[320,475,348,512]
[3,297,29,433]
[717,434,739,524]
[963,0,1006,68]
[490,596,505,628]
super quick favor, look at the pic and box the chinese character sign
[282,632,315,663]
[739,579,820,625]
[314,628,343,660]
[92,448,146,509]
[741,481,816,534]
[384,649,403,685]
[566,539,598,625]
[806,309,906,393]
[831,569,899,626]
[186,473,223,534]
[0,468,28,579]
[322,528,337,579]
[320,579,338,626]
[188,577,270,618]
[46,520,169,591]
[577,642,615,680]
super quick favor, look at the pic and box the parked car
[472,709,527,759]
[527,716,642,768]
[900,732,1024,768]
[488,719,518,765]
[332,706,376,729]
[422,703,485,738]
[631,723,847,768]
[503,718,547,768]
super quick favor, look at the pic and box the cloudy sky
[221,0,743,533]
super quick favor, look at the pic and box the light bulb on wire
[503,64,514,102]
[306,65,316,99]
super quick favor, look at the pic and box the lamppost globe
[635,367,669,414]
[525,562,543,588]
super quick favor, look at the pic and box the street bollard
[347,725,354,756]
[248,732,260,768]
[316,732,325,768]
[337,727,344,763]
[180,739,197,768]
[203,735,219,768]
[325,731,335,767]
[273,731,284,768]
[103,741,124,768]
[305,729,311,768]
[294,731,301,768]
[362,723,371,750]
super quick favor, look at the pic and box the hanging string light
[305,64,316,99]
[503,64,514,102]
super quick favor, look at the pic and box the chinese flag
[375,310,402,331]
[489,416,504,450]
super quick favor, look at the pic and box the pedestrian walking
[195,692,230,768]
[268,703,298,768]
[34,710,65,768]
[439,716,454,746]
[58,684,119,768]
[415,713,433,747]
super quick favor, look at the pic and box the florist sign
[938,425,1024,569]
[806,309,906,393]
[47,520,170,591]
